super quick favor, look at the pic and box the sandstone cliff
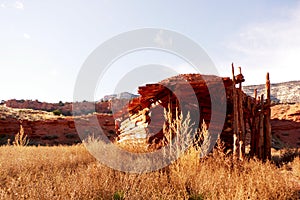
[3,99,111,116]
[243,80,300,103]
[271,104,300,148]
[0,105,116,146]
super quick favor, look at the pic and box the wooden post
[250,88,258,157]
[232,66,245,160]
[238,66,242,90]
[232,63,239,159]
[237,69,245,160]
[249,98,255,157]
[254,88,257,101]
[254,106,260,157]
[258,94,264,159]
[239,93,246,160]
[264,73,272,160]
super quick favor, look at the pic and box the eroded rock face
[243,80,300,103]
[0,106,116,146]
[271,104,300,148]
[3,99,111,116]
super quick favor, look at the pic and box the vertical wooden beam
[264,72,272,160]
[254,88,257,101]
[250,88,258,157]
[254,105,260,157]
[238,66,242,90]
[249,98,255,157]
[232,63,239,159]
[266,73,270,101]
[237,67,245,160]
[233,66,245,160]
[258,94,264,159]
[238,93,245,161]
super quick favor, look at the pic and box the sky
[1,0,300,102]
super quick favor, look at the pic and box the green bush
[52,109,62,116]
[113,191,124,200]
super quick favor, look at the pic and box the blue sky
[1,1,300,102]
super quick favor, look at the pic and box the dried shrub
[13,124,29,146]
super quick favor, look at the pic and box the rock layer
[271,104,300,148]
[3,99,111,116]
[0,106,116,145]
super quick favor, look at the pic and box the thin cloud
[23,33,31,39]
[51,69,58,77]
[0,3,6,8]
[172,63,198,74]
[14,1,24,10]
[0,1,24,9]
[225,3,300,82]
[154,30,173,48]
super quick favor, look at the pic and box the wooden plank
[258,94,264,159]
[264,72,272,160]
[239,91,246,160]
[238,66,242,90]
[232,63,239,159]
[249,99,256,157]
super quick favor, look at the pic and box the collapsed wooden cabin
[113,65,271,160]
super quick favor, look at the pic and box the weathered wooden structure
[114,64,272,160]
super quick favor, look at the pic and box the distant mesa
[2,99,111,116]
[102,92,139,102]
[243,80,300,104]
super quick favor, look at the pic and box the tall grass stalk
[13,124,29,146]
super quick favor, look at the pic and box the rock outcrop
[271,104,300,148]
[3,99,111,116]
[102,92,139,102]
[0,105,116,145]
[243,80,300,103]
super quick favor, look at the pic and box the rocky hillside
[0,105,116,146]
[243,80,300,103]
[2,99,111,116]
[271,103,300,148]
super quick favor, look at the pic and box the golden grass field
[0,143,299,200]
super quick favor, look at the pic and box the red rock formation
[0,106,116,145]
[271,104,300,148]
[4,99,111,116]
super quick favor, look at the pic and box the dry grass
[0,105,61,121]
[1,108,299,199]
[12,125,29,146]
[0,144,299,200]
